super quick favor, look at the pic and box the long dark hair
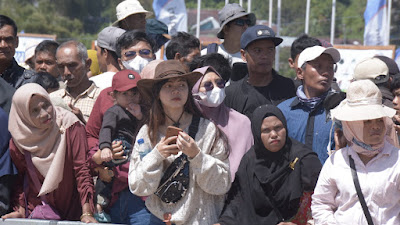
[147,78,202,146]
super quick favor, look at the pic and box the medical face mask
[195,87,226,108]
[122,56,152,74]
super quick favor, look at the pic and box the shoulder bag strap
[188,116,200,139]
[24,151,48,203]
[349,155,374,225]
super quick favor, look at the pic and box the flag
[395,48,400,71]
[363,0,388,46]
[152,0,188,36]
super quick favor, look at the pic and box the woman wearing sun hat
[312,79,400,225]
[128,60,230,225]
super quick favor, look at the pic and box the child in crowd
[95,69,144,222]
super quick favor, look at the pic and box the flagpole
[305,0,310,34]
[239,0,243,7]
[196,0,201,38]
[269,0,273,27]
[387,0,392,45]
[225,0,229,5]
[330,0,336,45]
[248,0,252,12]
[275,0,281,71]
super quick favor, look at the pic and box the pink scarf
[342,117,396,157]
[192,66,253,180]
[9,83,80,196]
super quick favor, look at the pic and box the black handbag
[154,116,200,204]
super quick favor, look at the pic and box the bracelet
[80,212,93,220]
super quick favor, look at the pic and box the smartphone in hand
[165,126,183,144]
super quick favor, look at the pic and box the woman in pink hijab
[3,83,96,222]
[192,66,253,181]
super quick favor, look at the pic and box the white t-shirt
[201,43,244,67]
[89,71,116,89]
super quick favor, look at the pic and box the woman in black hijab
[217,105,322,225]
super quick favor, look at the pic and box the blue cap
[137,138,144,144]
[240,25,283,49]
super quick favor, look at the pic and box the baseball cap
[146,19,171,39]
[240,25,283,49]
[297,46,341,68]
[353,57,389,84]
[373,55,400,76]
[112,69,141,92]
[97,27,126,52]
[217,3,256,39]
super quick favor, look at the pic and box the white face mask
[194,87,226,108]
[122,56,152,74]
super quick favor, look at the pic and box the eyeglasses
[124,49,151,58]
[202,80,225,92]
[234,19,252,27]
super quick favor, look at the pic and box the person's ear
[15,35,19,48]
[118,58,124,69]
[85,58,92,71]
[174,52,182,60]
[110,91,116,100]
[288,58,295,69]
[241,49,247,62]
[296,66,304,80]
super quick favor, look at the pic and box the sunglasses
[234,19,252,27]
[203,79,225,92]
[124,49,151,58]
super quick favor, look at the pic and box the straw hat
[331,79,395,121]
[137,60,202,101]
[112,0,153,27]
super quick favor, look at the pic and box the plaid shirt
[50,82,102,122]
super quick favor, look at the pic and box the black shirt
[224,70,295,118]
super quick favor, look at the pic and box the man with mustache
[50,40,102,123]
[278,46,342,164]
[224,25,295,119]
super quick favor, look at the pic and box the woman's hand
[96,167,114,182]
[100,148,113,162]
[1,206,25,219]
[81,214,98,223]
[177,131,200,159]
[157,136,180,158]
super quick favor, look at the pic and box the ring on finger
[187,137,190,142]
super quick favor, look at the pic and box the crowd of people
[1,0,400,224]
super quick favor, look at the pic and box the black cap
[240,25,283,49]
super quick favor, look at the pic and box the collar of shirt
[62,81,98,99]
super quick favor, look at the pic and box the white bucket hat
[331,79,395,121]
[112,0,153,27]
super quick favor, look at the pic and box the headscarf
[192,66,253,180]
[342,117,395,157]
[250,105,320,221]
[251,104,290,180]
[8,83,80,196]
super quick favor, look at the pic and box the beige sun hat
[112,0,153,27]
[331,79,395,121]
